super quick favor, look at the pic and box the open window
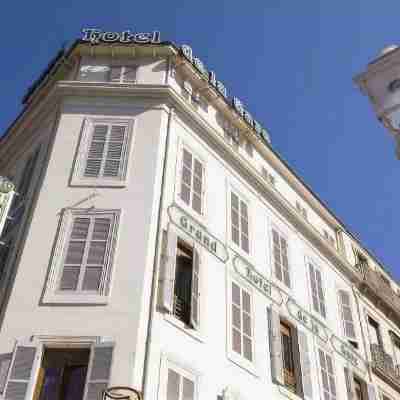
[344,368,377,400]
[3,341,113,400]
[159,230,200,330]
[268,308,313,398]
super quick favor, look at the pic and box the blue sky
[0,1,398,278]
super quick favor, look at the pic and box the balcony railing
[370,344,400,391]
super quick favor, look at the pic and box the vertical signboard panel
[0,177,15,240]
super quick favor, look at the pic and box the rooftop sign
[81,29,160,45]
[180,44,271,145]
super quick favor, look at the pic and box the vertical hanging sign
[0,177,15,239]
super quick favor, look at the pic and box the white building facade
[0,31,399,400]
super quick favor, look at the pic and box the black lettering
[180,216,188,229]
[102,32,120,42]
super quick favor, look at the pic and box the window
[173,241,199,326]
[368,317,382,347]
[280,322,297,392]
[179,148,205,215]
[230,192,249,253]
[72,119,133,186]
[79,65,136,83]
[165,364,196,400]
[44,209,120,304]
[159,230,200,330]
[0,242,11,284]
[268,309,313,398]
[272,228,290,287]
[231,282,253,362]
[338,290,356,341]
[318,349,337,400]
[244,140,253,157]
[181,81,208,113]
[295,201,308,220]
[391,332,400,366]
[344,368,369,400]
[3,341,114,400]
[216,112,241,150]
[309,262,326,318]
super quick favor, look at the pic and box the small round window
[388,79,400,92]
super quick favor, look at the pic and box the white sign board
[0,177,15,239]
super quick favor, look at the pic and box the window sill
[42,293,109,305]
[278,385,303,400]
[226,351,258,378]
[163,314,204,344]
[174,197,206,226]
[69,178,128,188]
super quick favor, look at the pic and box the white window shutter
[268,307,284,385]
[4,341,41,400]
[84,125,108,178]
[343,367,355,400]
[366,384,377,400]
[297,330,313,398]
[83,343,114,400]
[339,290,356,339]
[103,125,127,179]
[0,353,12,394]
[190,248,200,329]
[159,230,177,313]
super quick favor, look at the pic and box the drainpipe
[141,106,174,398]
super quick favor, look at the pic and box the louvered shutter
[0,353,12,394]
[190,248,200,329]
[83,343,114,400]
[122,67,136,83]
[339,290,356,339]
[192,158,203,215]
[160,230,177,313]
[343,367,355,400]
[268,307,284,385]
[4,342,41,400]
[280,236,290,287]
[315,268,326,318]
[167,369,180,400]
[59,217,90,291]
[298,330,313,398]
[83,217,112,292]
[109,66,122,82]
[103,125,127,178]
[84,125,108,178]
[272,229,282,281]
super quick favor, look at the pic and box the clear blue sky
[0,2,398,278]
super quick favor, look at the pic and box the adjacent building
[355,44,400,159]
[0,30,399,400]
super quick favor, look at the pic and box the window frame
[317,347,337,400]
[176,142,207,220]
[270,224,291,289]
[159,356,199,400]
[71,117,135,187]
[108,65,138,84]
[43,208,121,305]
[228,186,251,256]
[227,277,256,373]
[280,319,298,392]
[307,257,327,319]
[367,315,383,348]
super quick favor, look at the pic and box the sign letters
[330,335,366,371]
[82,29,161,45]
[180,45,270,144]
[287,298,329,342]
[233,255,283,305]
[168,205,229,262]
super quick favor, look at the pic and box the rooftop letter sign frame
[0,177,15,240]
[168,204,229,262]
[233,255,283,306]
[82,29,160,45]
